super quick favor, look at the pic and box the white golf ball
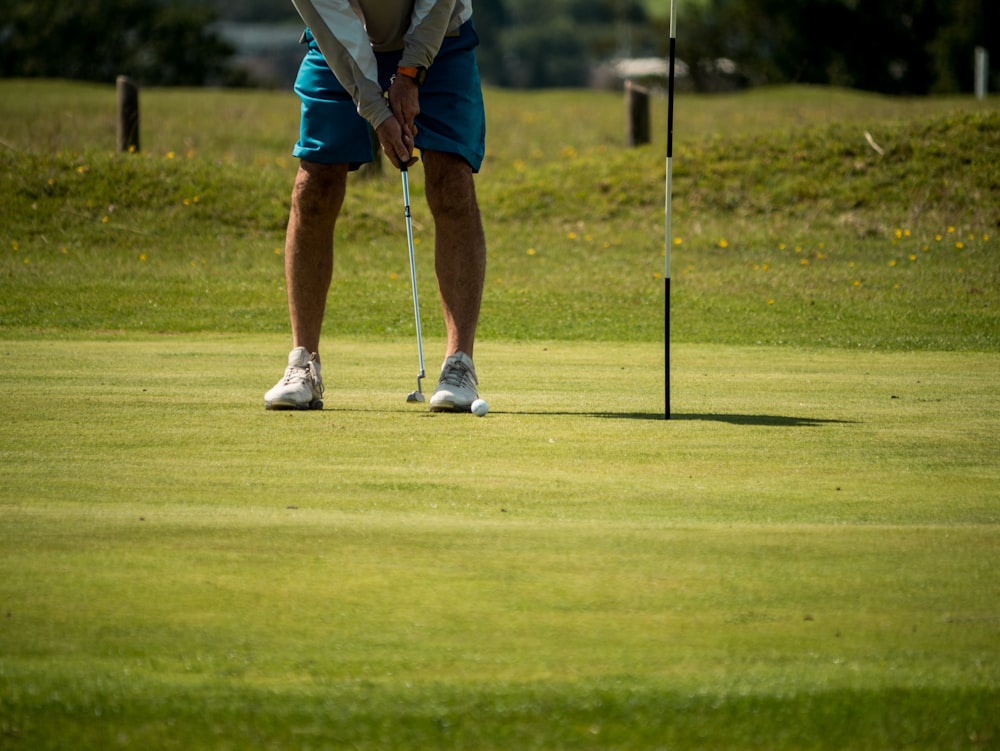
[471,399,489,417]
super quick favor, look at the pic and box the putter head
[405,372,426,403]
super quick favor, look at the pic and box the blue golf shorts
[293,21,486,172]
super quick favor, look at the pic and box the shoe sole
[264,399,323,411]
[428,401,473,413]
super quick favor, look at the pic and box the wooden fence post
[625,80,650,147]
[116,76,140,153]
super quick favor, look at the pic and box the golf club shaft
[402,168,426,389]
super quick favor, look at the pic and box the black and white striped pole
[664,0,677,420]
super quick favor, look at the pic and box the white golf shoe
[429,352,479,412]
[264,347,324,410]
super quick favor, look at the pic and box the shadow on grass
[500,411,858,426]
[623,412,856,426]
[315,408,857,426]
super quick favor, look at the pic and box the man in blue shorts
[265,0,487,412]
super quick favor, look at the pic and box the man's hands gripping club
[377,73,420,169]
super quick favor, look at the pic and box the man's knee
[291,161,348,214]
[424,152,478,220]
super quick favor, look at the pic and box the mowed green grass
[2,338,998,749]
[1,80,999,749]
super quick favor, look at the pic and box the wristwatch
[395,66,427,85]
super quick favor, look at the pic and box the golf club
[401,163,426,402]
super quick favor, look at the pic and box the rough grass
[2,81,997,347]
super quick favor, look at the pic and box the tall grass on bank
[2,81,998,348]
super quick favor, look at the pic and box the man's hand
[376,74,421,170]
[388,73,420,138]
[375,117,413,170]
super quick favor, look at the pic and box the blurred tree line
[682,0,996,95]
[0,0,994,94]
[0,0,245,86]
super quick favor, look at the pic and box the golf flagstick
[664,0,677,420]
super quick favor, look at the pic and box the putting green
[1,337,997,749]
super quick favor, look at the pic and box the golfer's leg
[423,150,485,358]
[284,160,348,357]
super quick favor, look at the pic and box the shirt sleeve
[289,0,394,130]
[399,0,458,70]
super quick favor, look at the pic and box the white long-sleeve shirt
[290,0,473,130]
